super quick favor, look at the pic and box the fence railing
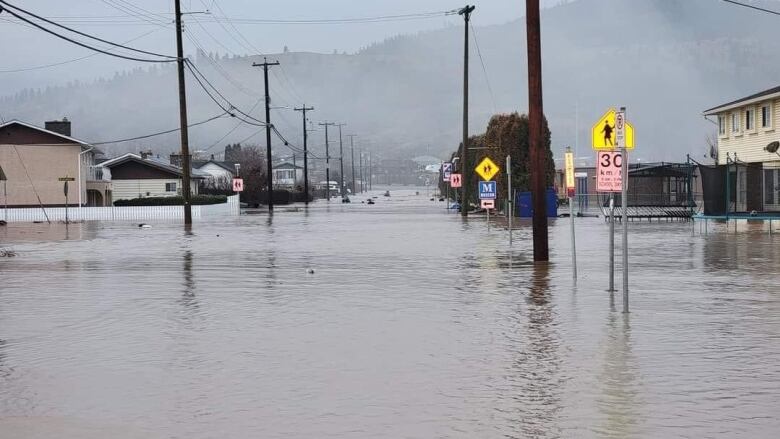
[0,195,240,223]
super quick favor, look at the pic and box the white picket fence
[0,195,240,223]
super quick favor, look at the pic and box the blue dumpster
[516,189,558,218]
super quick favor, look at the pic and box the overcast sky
[0,0,561,94]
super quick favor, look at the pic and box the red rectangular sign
[232,178,244,192]
[596,151,623,192]
[449,173,462,188]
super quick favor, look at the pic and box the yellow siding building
[704,86,780,212]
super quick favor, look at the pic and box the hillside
[2,0,780,162]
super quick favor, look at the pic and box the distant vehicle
[383,190,391,197]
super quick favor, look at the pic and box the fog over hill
[2,0,780,163]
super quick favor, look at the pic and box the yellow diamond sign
[592,108,635,150]
[475,157,500,181]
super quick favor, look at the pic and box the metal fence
[0,195,240,223]
[564,192,703,218]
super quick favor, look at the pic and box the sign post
[506,155,512,246]
[592,107,633,312]
[609,194,615,294]
[618,107,629,313]
[59,176,75,225]
[565,147,576,279]
[479,180,497,232]
[442,163,452,212]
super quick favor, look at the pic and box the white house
[272,162,304,189]
[100,153,207,202]
[704,85,780,211]
[194,159,237,189]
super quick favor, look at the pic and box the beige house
[100,153,204,202]
[0,119,111,207]
[704,85,780,211]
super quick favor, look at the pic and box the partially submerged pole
[526,0,549,261]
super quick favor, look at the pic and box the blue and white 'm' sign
[479,181,497,200]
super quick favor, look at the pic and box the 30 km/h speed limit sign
[596,151,623,192]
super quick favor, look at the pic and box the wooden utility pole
[359,149,364,193]
[252,57,280,212]
[458,5,475,217]
[294,105,314,204]
[319,122,335,200]
[174,0,192,225]
[347,134,357,194]
[526,0,549,261]
[336,123,346,199]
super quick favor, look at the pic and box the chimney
[140,150,153,160]
[45,117,71,137]
[169,153,191,168]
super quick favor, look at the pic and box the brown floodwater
[1,188,779,438]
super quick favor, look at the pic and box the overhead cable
[0,5,176,63]
[0,0,176,59]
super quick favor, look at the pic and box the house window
[745,108,754,131]
[731,112,741,133]
[718,115,726,135]
[762,104,773,129]
[165,182,177,192]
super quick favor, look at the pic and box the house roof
[194,159,237,173]
[275,162,303,170]
[101,153,209,178]
[0,120,95,150]
[703,85,780,115]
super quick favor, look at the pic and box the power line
[0,0,176,59]
[184,59,267,126]
[201,97,264,152]
[720,0,780,15]
[14,9,460,25]
[470,23,496,113]
[0,5,176,63]
[0,27,163,73]
[98,0,170,27]
[91,112,228,145]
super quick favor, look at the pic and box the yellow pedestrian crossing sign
[592,108,635,150]
[475,157,500,181]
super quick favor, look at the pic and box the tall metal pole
[337,123,346,199]
[294,105,314,204]
[619,106,629,313]
[507,155,513,245]
[368,151,373,191]
[319,122,335,200]
[526,0,549,261]
[175,0,192,225]
[253,58,280,212]
[348,134,357,195]
[458,5,475,217]
[609,193,615,292]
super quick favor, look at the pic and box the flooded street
[1,188,779,438]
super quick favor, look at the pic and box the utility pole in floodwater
[252,58,280,213]
[526,0,549,261]
[347,134,357,195]
[319,122,335,200]
[294,105,314,204]
[458,4,475,217]
[174,0,192,225]
[337,123,346,199]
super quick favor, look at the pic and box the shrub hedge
[114,195,228,206]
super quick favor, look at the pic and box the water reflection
[509,263,564,439]
[594,312,640,437]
